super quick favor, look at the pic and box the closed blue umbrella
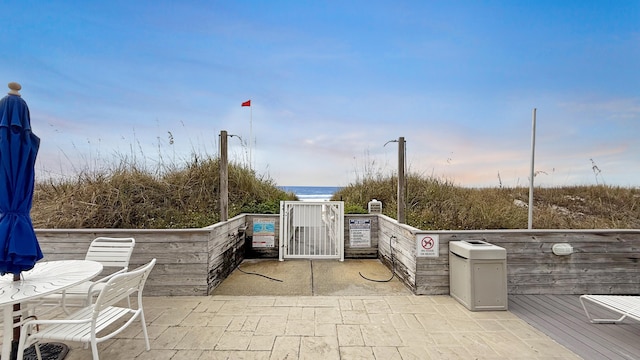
[0,82,43,276]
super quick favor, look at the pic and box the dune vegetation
[31,155,639,230]
[31,156,296,229]
[333,173,640,230]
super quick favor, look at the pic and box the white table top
[0,260,103,306]
[1,260,103,360]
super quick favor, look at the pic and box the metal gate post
[278,201,286,261]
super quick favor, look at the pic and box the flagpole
[242,100,252,170]
[249,105,253,171]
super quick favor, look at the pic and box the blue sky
[2,1,639,187]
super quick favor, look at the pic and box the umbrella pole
[11,274,20,360]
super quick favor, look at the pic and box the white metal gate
[279,201,344,261]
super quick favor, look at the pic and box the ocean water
[279,186,341,201]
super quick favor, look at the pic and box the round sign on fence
[416,234,439,257]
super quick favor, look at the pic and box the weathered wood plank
[509,284,637,295]
[415,284,449,295]
[145,285,206,296]
[378,215,420,293]
[207,218,246,294]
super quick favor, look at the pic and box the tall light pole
[398,137,406,224]
[220,130,229,221]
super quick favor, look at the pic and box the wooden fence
[35,213,640,296]
[375,215,640,295]
[35,214,247,296]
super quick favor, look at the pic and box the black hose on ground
[359,235,396,283]
[230,231,283,282]
[237,266,283,282]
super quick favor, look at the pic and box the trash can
[449,240,507,311]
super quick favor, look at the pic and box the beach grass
[32,155,296,229]
[31,154,638,230]
[333,173,640,230]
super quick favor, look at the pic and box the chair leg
[17,321,36,360]
[139,309,150,350]
[35,342,43,360]
[580,296,627,323]
[91,340,100,360]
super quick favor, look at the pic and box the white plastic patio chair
[17,258,156,360]
[580,295,640,324]
[32,237,136,315]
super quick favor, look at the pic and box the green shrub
[344,204,368,214]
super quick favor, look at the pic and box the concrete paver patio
[4,260,581,359]
[59,295,581,359]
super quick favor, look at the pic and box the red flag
[242,100,251,107]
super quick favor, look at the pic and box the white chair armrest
[20,316,92,340]
[87,268,128,296]
[24,317,92,327]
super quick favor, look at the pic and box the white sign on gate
[349,219,371,248]
[416,234,439,257]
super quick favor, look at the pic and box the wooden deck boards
[509,295,640,360]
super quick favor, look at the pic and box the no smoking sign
[416,234,439,257]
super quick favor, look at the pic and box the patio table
[0,260,103,359]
